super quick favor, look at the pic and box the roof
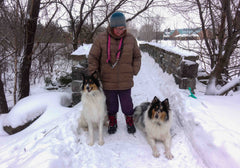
[164,28,202,36]
[164,30,175,37]
[176,28,201,35]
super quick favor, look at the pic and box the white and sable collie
[133,96,174,159]
[78,71,107,146]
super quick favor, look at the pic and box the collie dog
[133,96,174,159]
[78,71,107,146]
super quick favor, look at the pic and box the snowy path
[54,52,206,168]
[0,53,207,168]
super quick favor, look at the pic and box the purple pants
[104,89,133,116]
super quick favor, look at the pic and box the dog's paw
[98,140,104,146]
[164,151,174,160]
[152,150,160,158]
[88,141,94,146]
[82,127,88,131]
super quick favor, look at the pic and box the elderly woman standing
[88,11,141,134]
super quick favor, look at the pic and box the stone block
[171,54,182,66]
[178,60,198,78]
[79,59,88,68]
[72,80,82,92]
[184,55,199,62]
[72,92,82,105]
[72,67,87,80]
[174,75,196,90]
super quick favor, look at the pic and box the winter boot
[108,114,117,134]
[125,115,136,134]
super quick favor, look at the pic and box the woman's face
[113,26,126,37]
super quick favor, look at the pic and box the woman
[88,11,141,134]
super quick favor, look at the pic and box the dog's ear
[162,98,169,110]
[91,71,98,79]
[81,73,86,81]
[152,96,160,104]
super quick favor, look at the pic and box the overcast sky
[37,0,200,32]
[131,3,200,31]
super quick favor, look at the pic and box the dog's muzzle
[86,85,92,92]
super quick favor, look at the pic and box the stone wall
[139,43,199,90]
[71,55,88,105]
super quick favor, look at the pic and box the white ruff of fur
[144,108,172,141]
[81,89,106,123]
[79,88,107,146]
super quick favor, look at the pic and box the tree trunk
[18,0,41,100]
[73,37,78,51]
[204,0,240,95]
[0,77,8,114]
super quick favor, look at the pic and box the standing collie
[133,96,174,159]
[78,71,107,146]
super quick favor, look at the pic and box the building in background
[163,28,212,40]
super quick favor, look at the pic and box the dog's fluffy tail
[133,102,150,123]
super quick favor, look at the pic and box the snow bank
[140,41,198,57]
[2,92,72,129]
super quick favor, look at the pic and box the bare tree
[139,23,155,41]
[196,0,240,95]
[0,0,26,109]
[54,0,156,50]
[138,10,165,42]
[152,15,164,42]
[169,0,240,95]
[18,0,60,100]
[18,0,41,100]
[0,76,8,114]
[0,0,62,107]
[0,51,8,113]
[0,1,8,113]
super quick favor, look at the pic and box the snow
[215,77,240,95]
[140,41,198,57]
[175,34,199,38]
[2,92,71,128]
[1,50,240,168]
[183,59,196,65]
[71,44,92,57]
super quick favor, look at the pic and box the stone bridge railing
[139,42,199,90]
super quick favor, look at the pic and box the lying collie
[78,71,107,146]
[133,96,174,159]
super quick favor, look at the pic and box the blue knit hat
[110,12,126,28]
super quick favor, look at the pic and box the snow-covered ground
[0,51,240,168]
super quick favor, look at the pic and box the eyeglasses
[114,27,126,31]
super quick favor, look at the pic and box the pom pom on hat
[110,12,126,28]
